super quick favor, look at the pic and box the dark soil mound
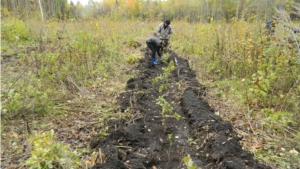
[90,50,271,169]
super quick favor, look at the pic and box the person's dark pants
[146,41,156,58]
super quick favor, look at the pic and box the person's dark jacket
[146,37,165,57]
[266,20,276,34]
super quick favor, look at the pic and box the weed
[25,130,80,169]
[126,38,136,47]
[98,125,109,139]
[126,54,141,64]
[252,147,300,169]
[182,154,197,169]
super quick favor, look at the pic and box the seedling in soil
[173,113,181,120]
[156,95,174,126]
[162,54,170,63]
[98,132,108,139]
[182,154,197,169]
[187,138,197,145]
[168,133,173,146]
[156,95,181,124]
[78,148,90,156]
[156,95,173,117]
[124,107,132,114]
[159,83,169,93]
[176,81,183,90]
[152,61,175,92]
[98,126,109,139]
[103,114,109,121]
[136,90,144,94]
[152,74,164,85]
[163,60,175,72]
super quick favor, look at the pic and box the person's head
[164,20,171,27]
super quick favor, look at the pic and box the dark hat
[164,20,171,25]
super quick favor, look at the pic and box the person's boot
[151,58,157,65]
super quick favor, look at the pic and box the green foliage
[158,82,169,92]
[1,16,298,169]
[174,20,300,113]
[262,109,296,129]
[126,38,136,47]
[182,154,197,169]
[1,19,29,42]
[98,132,108,139]
[173,113,181,120]
[0,0,291,21]
[164,60,175,73]
[2,71,55,117]
[25,130,80,169]
[248,71,272,107]
[1,7,11,17]
[126,54,141,64]
[98,126,109,139]
[252,147,300,169]
[136,90,144,94]
[168,133,173,146]
[172,20,300,168]
[0,41,14,55]
[2,89,23,115]
[152,74,164,86]
[156,96,173,117]
[187,138,197,145]
[152,61,175,92]
[2,22,126,117]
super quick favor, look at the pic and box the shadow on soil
[90,50,271,169]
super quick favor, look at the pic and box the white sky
[68,0,102,6]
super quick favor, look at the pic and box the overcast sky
[68,0,102,6]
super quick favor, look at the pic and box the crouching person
[266,19,278,34]
[146,37,166,65]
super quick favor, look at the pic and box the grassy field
[1,18,300,168]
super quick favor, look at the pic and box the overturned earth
[89,50,271,169]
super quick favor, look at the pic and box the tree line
[1,0,300,21]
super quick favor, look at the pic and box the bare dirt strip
[90,49,271,169]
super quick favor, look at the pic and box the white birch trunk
[38,0,44,21]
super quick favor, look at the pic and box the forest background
[1,0,300,168]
